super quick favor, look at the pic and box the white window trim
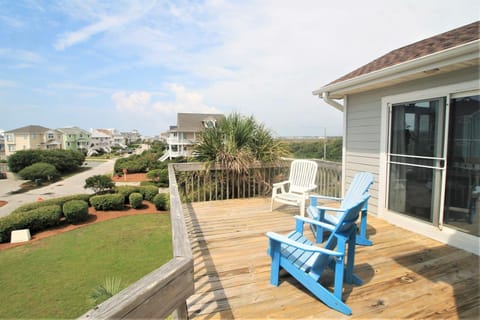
[379,79,479,255]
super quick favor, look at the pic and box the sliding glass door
[387,98,446,224]
[387,93,480,236]
[444,94,480,236]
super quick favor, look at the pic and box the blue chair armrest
[294,215,336,231]
[266,232,342,256]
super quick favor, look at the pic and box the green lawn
[0,214,172,319]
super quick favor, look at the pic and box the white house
[160,113,225,161]
[313,21,479,254]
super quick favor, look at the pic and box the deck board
[185,198,479,319]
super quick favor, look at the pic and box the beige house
[313,21,479,254]
[160,113,225,161]
[4,125,63,157]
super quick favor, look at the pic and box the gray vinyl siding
[343,66,479,216]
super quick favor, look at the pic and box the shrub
[115,186,142,203]
[90,194,125,211]
[7,149,85,173]
[152,193,169,211]
[12,194,92,215]
[141,185,158,201]
[63,200,89,223]
[129,193,143,209]
[18,162,60,182]
[84,175,115,194]
[146,169,169,187]
[0,205,62,243]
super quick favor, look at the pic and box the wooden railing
[176,159,342,202]
[79,159,341,319]
[79,164,193,319]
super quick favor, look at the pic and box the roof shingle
[327,21,480,86]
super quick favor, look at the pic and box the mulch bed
[0,202,165,251]
[0,201,6,208]
[112,173,149,182]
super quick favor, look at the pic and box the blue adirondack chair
[266,194,370,316]
[307,172,374,245]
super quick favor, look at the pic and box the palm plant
[195,112,288,171]
[192,113,289,198]
[88,277,123,306]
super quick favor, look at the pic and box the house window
[8,145,15,152]
[6,134,13,142]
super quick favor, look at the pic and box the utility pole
[323,127,327,160]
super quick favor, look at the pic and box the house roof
[58,126,90,135]
[314,21,480,100]
[5,125,51,134]
[329,21,479,85]
[175,113,225,132]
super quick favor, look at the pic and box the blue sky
[1,0,478,137]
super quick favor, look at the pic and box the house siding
[344,66,479,216]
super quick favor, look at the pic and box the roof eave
[313,40,480,100]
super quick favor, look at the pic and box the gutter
[321,92,344,112]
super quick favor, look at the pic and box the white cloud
[0,48,43,68]
[153,84,219,114]
[0,79,17,88]
[53,0,157,50]
[112,91,151,112]
[112,84,219,116]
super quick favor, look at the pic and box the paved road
[0,159,115,218]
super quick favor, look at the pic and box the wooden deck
[183,198,479,319]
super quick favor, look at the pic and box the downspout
[320,91,346,197]
[321,92,344,112]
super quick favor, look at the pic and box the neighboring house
[97,128,127,149]
[313,21,479,254]
[0,130,5,160]
[88,129,113,155]
[121,129,141,145]
[57,126,91,153]
[4,125,62,157]
[160,113,225,161]
[42,129,64,150]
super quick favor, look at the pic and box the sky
[0,0,479,138]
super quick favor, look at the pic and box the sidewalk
[0,160,115,218]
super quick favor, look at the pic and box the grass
[0,214,172,319]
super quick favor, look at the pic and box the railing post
[172,301,189,320]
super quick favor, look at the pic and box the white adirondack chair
[271,160,318,216]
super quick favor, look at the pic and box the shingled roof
[327,21,480,86]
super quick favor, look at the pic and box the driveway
[0,159,115,218]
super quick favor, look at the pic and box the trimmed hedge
[90,194,125,211]
[152,193,169,211]
[115,186,142,204]
[129,193,143,209]
[11,194,92,215]
[141,185,158,201]
[63,200,89,223]
[0,205,62,243]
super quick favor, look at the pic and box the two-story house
[3,125,63,158]
[160,113,224,161]
[0,130,5,160]
[57,126,91,153]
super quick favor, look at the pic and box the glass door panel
[444,95,480,236]
[388,98,445,223]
